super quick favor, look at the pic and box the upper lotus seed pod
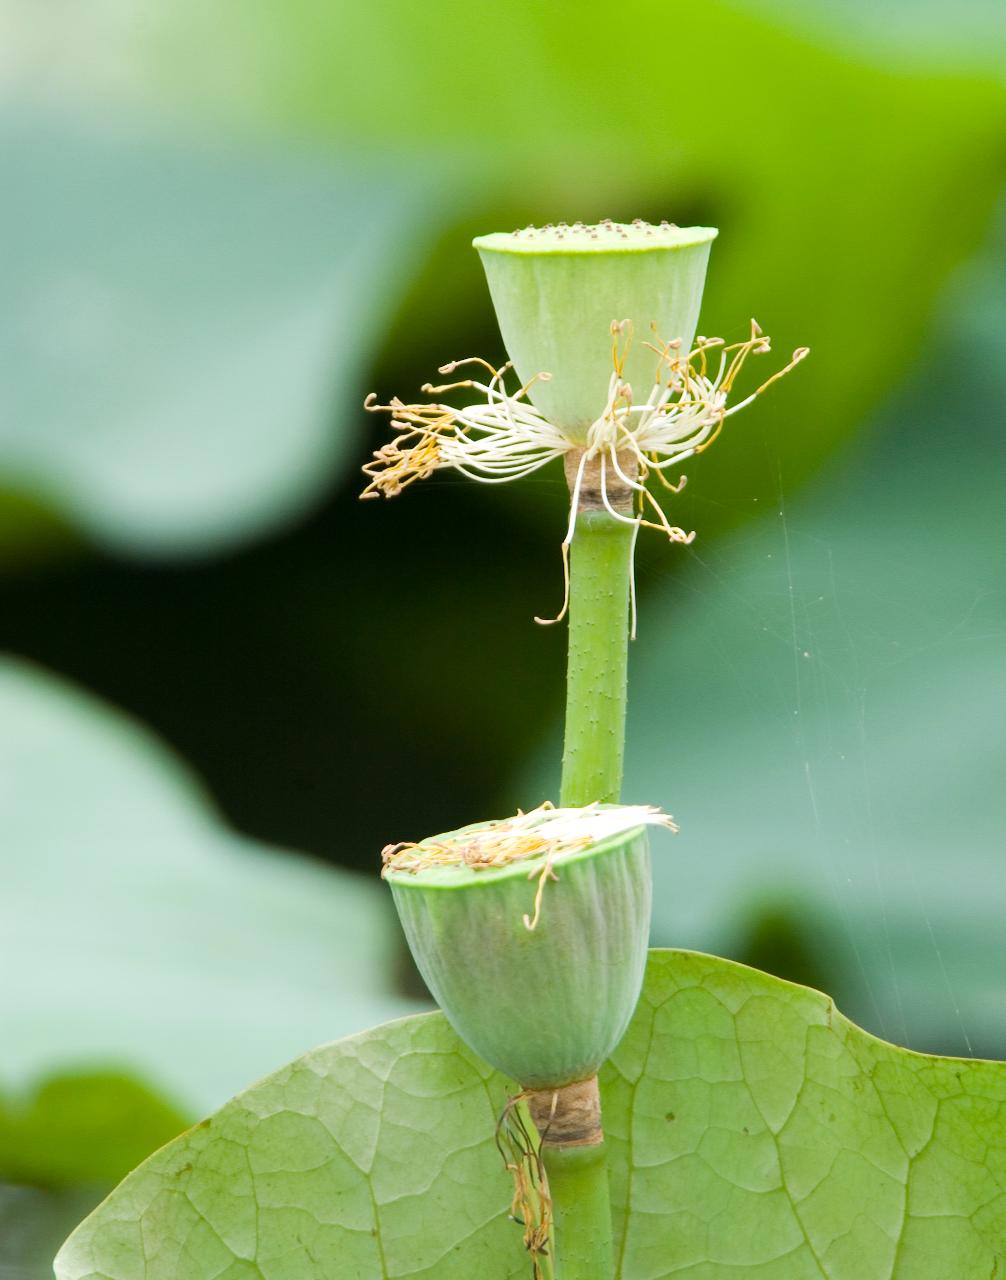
[473,220,718,440]
[362,224,807,591]
[383,803,674,1088]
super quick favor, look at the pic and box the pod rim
[473,223,718,257]
[383,821,648,892]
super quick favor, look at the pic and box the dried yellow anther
[496,1091,554,1278]
[381,802,676,930]
[362,324,807,627]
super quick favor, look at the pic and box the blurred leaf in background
[0,0,1003,1276]
[1,658,424,1272]
[0,0,1002,557]
[0,0,1000,874]
[524,208,1006,1059]
[0,1186,99,1280]
[0,113,443,558]
[0,1074,187,1190]
[728,0,1005,75]
[0,657,422,1163]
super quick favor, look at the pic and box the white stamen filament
[382,800,678,930]
[382,801,677,877]
[362,323,808,629]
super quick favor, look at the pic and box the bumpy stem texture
[559,508,634,808]
[550,461,633,1273]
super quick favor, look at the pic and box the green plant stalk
[551,491,635,1276]
[544,1142,613,1280]
[559,508,635,808]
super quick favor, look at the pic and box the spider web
[619,224,1006,1060]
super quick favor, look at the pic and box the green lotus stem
[526,1077,613,1280]
[552,482,635,1278]
[378,224,733,1280]
[544,1142,613,1280]
[559,507,635,809]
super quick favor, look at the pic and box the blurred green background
[1,0,1004,1273]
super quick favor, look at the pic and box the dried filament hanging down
[362,322,808,629]
[495,1089,554,1279]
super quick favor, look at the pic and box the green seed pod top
[473,220,717,441]
[383,804,674,1088]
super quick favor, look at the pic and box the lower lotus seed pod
[382,803,674,1088]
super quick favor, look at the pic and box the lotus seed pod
[473,220,717,441]
[383,806,667,1088]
